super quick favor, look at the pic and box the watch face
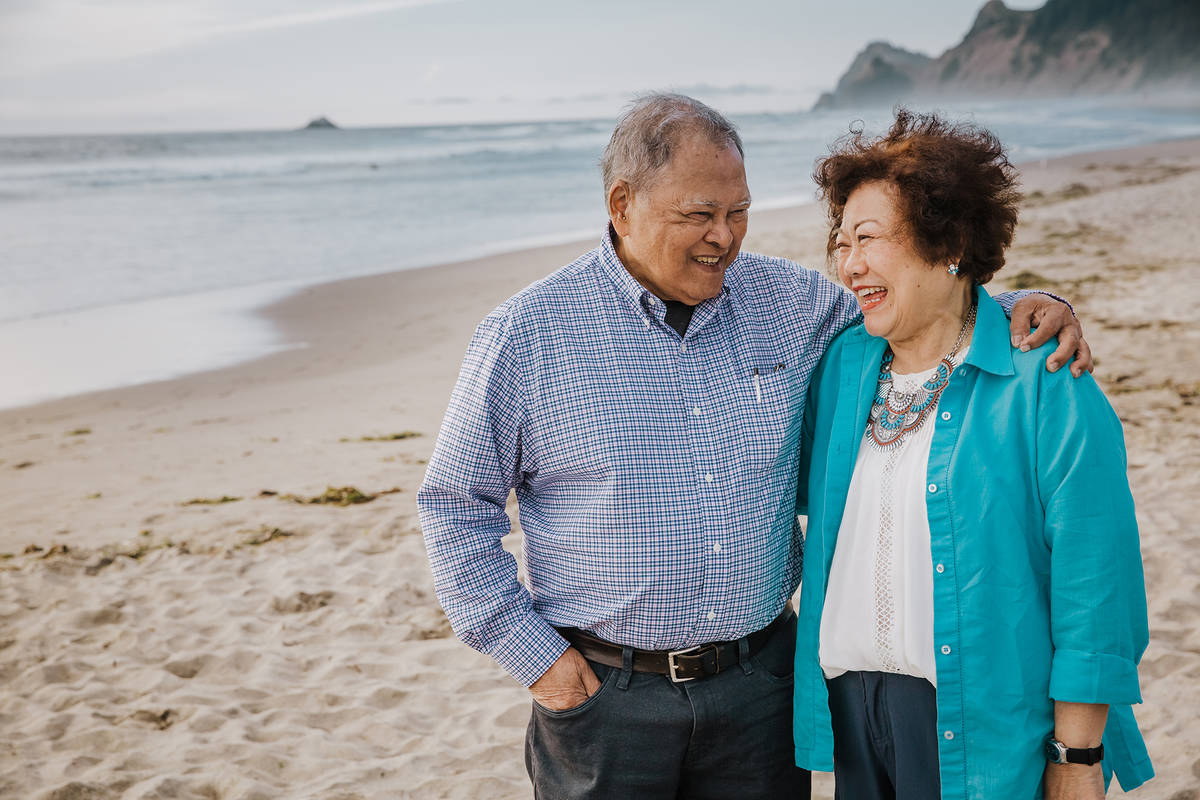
[1044,739,1064,763]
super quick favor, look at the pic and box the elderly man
[417,94,1086,799]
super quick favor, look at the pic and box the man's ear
[608,181,632,237]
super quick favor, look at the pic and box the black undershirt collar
[662,299,696,337]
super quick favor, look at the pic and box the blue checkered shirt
[418,228,1024,686]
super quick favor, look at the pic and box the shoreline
[2,134,1196,416]
[1,135,1198,799]
[0,202,822,419]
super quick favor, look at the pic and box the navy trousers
[826,671,941,800]
[525,611,810,799]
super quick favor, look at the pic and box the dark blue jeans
[525,611,810,799]
[826,671,941,800]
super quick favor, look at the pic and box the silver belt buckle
[667,645,701,683]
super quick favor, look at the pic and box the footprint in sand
[44,713,74,741]
[63,755,102,775]
[1139,651,1191,680]
[45,782,116,800]
[163,655,210,679]
[73,604,124,626]
[41,662,77,684]
[186,711,230,734]
[365,687,409,710]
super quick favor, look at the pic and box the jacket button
[928,483,938,493]
[944,731,955,740]
[936,563,945,573]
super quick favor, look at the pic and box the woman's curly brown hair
[813,109,1020,285]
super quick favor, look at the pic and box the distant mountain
[812,42,933,111]
[813,0,1200,110]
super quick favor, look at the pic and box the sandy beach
[2,137,1198,800]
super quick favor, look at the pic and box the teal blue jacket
[793,286,1153,797]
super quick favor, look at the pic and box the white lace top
[818,348,969,687]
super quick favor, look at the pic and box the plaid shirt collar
[597,225,732,332]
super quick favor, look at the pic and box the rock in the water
[303,116,339,130]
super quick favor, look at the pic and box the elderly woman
[791,110,1153,800]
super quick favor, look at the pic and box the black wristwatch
[1044,738,1104,766]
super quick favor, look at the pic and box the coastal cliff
[813,0,1200,110]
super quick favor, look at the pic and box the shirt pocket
[738,356,801,471]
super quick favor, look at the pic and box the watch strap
[1046,738,1104,766]
[1063,743,1104,766]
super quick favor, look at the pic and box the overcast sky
[0,0,1046,135]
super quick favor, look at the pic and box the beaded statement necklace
[867,301,977,450]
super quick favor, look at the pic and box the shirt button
[712,543,721,553]
[681,342,688,352]
[643,319,651,328]
[936,563,945,573]
[693,406,702,416]
[706,610,716,621]
[941,411,951,421]
[704,473,714,483]
[944,731,954,740]
[928,483,938,493]
[941,645,952,655]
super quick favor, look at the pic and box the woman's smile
[852,284,888,312]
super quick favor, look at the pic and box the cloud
[0,0,458,78]
[414,96,471,106]
[201,0,455,38]
[670,83,776,97]
[421,63,443,83]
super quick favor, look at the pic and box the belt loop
[738,636,753,675]
[617,645,634,690]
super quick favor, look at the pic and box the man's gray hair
[600,93,744,197]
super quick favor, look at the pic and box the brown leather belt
[556,609,792,683]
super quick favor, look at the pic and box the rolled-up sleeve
[1036,371,1148,705]
[417,306,568,687]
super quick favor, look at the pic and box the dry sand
[1,138,1198,800]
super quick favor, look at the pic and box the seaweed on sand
[181,495,242,506]
[279,486,400,506]
[339,431,422,442]
[243,526,296,546]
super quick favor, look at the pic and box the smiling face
[835,180,968,351]
[609,136,750,305]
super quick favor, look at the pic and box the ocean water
[2,98,1199,408]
